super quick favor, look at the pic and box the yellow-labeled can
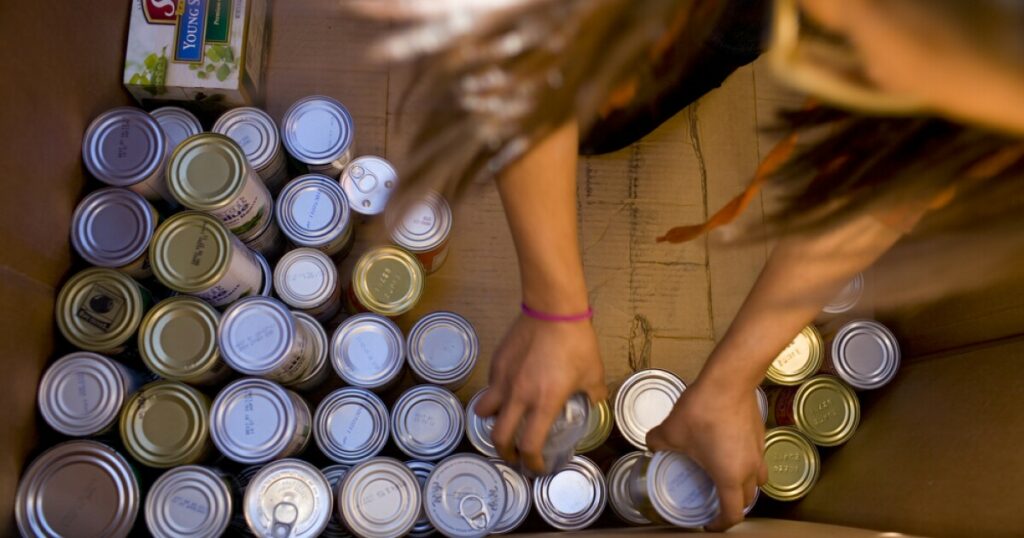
[762,426,820,501]
[349,245,425,317]
[765,325,824,386]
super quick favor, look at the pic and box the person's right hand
[473,314,606,474]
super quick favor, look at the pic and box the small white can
[330,313,406,391]
[288,311,334,392]
[388,191,453,273]
[213,106,290,192]
[423,453,508,538]
[71,187,159,279]
[340,155,398,216]
[406,311,479,391]
[243,459,333,538]
[218,296,319,385]
[210,377,312,464]
[314,387,390,465]
[613,369,687,450]
[276,174,356,257]
[82,106,172,203]
[38,351,149,437]
[274,248,342,322]
[532,455,606,531]
[824,319,901,390]
[144,465,233,538]
[391,385,464,461]
[281,95,355,177]
[337,457,421,538]
[150,106,203,154]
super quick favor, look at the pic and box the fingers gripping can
[82,106,172,203]
[520,393,590,477]
[465,387,498,458]
[613,369,687,450]
[71,187,159,279]
[627,451,719,528]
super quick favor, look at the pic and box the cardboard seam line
[0,264,57,294]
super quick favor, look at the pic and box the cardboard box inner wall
[2,1,1023,537]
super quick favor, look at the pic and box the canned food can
[330,313,406,391]
[337,457,421,538]
[762,427,820,501]
[38,351,148,437]
[210,377,312,464]
[756,386,769,424]
[465,387,498,458]
[628,451,719,528]
[391,385,464,461]
[274,248,342,322]
[824,319,901,390]
[388,191,452,273]
[281,95,355,177]
[276,174,356,258]
[120,380,213,468]
[606,452,652,526]
[56,266,152,355]
[765,375,860,447]
[340,155,398,216]
[532,455,606,531]
[423,453,507,538]
[243,215,286,261]
[321,465,353,538]
[404,460,437,538]
[523,393,590,477]
[213,107,290,192]
[489,458,532,534]
[145,465,233,538]
[406,311,479,390]
[613,369,687,450]
[71,187,159,279]
[244,459,333,538]
[745,487,760,515]
[576,398,614,454]
[16,440,140,537]
[288,311,334,392]
[151,211,264,306]
[82,106,172,202]
[822,272,865,315]
[151,106,203,153]
[254,250,273,296]
[349,246,425,317]
[139,296,230,385]
[218,296,319,385]
[765,325,824,386]
[314,387,390,464]
[236,464,265,490]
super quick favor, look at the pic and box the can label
[300,284,342,323]
[764,386,798,427]
[288,358,330,392]
[131,170,175,205]
[283,390,313,456]
[318,221,355,259]
[244,218,284,260]
[209,172,273,242]
[269,321,320,385]
[118,250,153,280]
[415,240,450,275]
[257,147,290,193]
[193,241,264,307]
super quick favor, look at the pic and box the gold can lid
[793,375,860,447]
[167,133,248,211]
[575,399,614,454]
[120,380,211,468]
[762,426,820,501]
[765,325,824,385]
[351,246,425,317]
[139,296,221,382]
[56,267,146,352]
[151,211,234,292]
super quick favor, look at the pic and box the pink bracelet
[521,302,594,322]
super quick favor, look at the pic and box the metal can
[314,387,390,465]
[606,452,652,526]
[218,296,319,385]
[276,174,356,258]
[145,465,233,538]
[423,453,507,538]
[119,380,213,468]
[406,311,479,391]
[38,351,148,437]
[388,191,452,273]
[71,187,159,279]
[82,106,172,202]
[55,266,152,355]
[254,250,273,296]
[404,460,437,538]
[213,106,290,192]
[139,296,230,385]
[822,272,865,315]
[340,155,398,216]
[613,369,687,450]
[824,319,901,390]
[765,325,825,386]
[288,311,334,392]
[243,215,286,261]
[274,248,342,322]
[523,393,590,477]
[765,375,861,447]
[337,457,421,538]
[349,246,425,317]
[210,377,312,464]
[628,451,719,528]
[150,211,264,307]
[243,459,333,538]
[532,455,606,531]
[465,387,498,458]
[576,398,613,454]
[330,313,406,391]
[151,106,203,154]
[756,386,769,424]
[281,95,355,177]
[391,385,464,461]
[321,465,353,538]
[168,133,274,242]
[762,426,820,501]
[489,458,532,534]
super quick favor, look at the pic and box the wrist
[521,276,589,315]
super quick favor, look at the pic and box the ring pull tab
[458,494,490,531]
[271,501,299,538]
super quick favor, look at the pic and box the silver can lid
[388,191,453,253]
[532,455,606,531]
[71,187,155,268]
[647,451,720,528]
[330,313,406,389]
[489,459,532,534]
[404,460,437,538]
[38,351,128,437]
[244,459,333,538]
[530,393,590,476]
[83,106,167,187]
[274,248,339,310]
[151,106,203,152]
[340,156,398,216]
[830,319,901,390]
[314,387,390,464]
[606,451,651,526]
[218,296,299,376]
[254,250,273,297]
[756,386,768,424]
[464,388,497,458]
[614,369,687,450]
[407,311,478,387]
[212,107,281,172]
[321,465,353,538]
[423,453,507,538]
[337,457,421,538]
[281,95,354,165]
[391,385,464,461]
[16,440,140,538]
[145,465,232,538]
[291,311,330,387]
[276,174,353,247]
[823,272,865,314]
[211,378,303,464]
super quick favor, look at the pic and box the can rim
[314,387,390,464]
[145,465,232,538]
[489,458,533,534]
[531,455,607,531]
[151,211,234,293]
[822,272,865,314]
[151,106,203,149]
[218,296,298,376]
[338,457,421,538]
[406,311,479,387]
[288,311,330,389]
[139,296,221,381]
[274,248,339,310]
[276,174,353,247]
[351,246,425,317]
[167,133,250,210]
[762,427,820,501]
[212,107,281,171]
[465,388,498,457]
[281,95,354,165]
[423,453,507,538]
[830,319,901,390]
[391,385,464,461]
[387,191,453,252]
[575,399,613,454]
[340,155,398,216]
[244,459,333,538]
[321,464,352,538]
[82,106,166,187]
[793,375,861,446]
[647,451,720,527]
[38,352,128,436]
[404,460,437,538]
[120,380,211,468]
[765,325,824,386]
[211,378,300,464]
[55,267,145,352]
[330,313,406,388]
[254,250,273,296]
[756,386,769,424]
[71,187,156,268]
[606,452,651,526]
[613,369,687,450]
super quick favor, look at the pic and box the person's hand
[474,314,606,473]
[646,378,767,532]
